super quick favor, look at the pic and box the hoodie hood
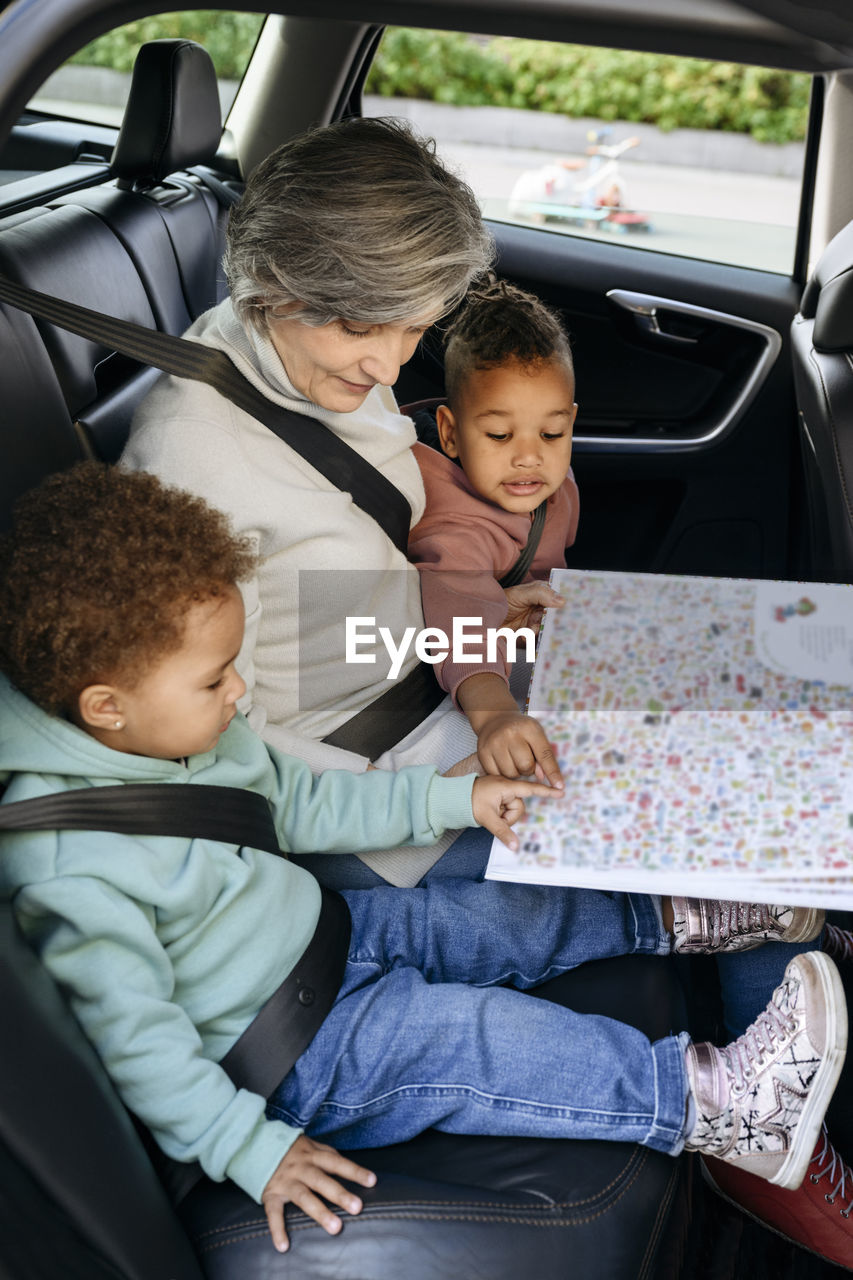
[0,673,200,791]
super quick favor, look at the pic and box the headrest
[799,219,853,352]
[111,40,222,189]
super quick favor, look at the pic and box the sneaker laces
[721,998,796,1097]
[809,1126,853,1216]
[710,901,778,949]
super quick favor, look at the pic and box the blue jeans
[289,823,492,890]
[267,878,690,1156]
[291,828,812,1038]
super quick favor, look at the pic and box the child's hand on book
[502,580,566,634]
[471,773,558,850]
[262,1134,376,1252]
[476,710,564,789]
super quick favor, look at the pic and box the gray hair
[224,116,495,332]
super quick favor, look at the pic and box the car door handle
[609,290,702,343]
[633,306,700,343]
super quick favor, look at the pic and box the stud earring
[114,720,123,729]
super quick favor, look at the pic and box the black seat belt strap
[499,498,548,589]
[0,273,411,554]
[0,783,281,854]
[0,782,351,1202]
[187,164,243,208]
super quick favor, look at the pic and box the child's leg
[268,966,689,1155]
[715,937,820,1037]
[266,951,845,1195]
[340,877,669,988]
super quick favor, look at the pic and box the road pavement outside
[362,100,804,275]
[442,140,800,274]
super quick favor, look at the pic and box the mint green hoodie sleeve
[265,758,476,854]
[15,868,298,1203]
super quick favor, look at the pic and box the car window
[364,28,811,276]
[27,10,265,127]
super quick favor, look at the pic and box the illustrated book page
[485,569,853,906]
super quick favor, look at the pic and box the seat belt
[0,273,411,553]
[0,274,445,757]
[0,782,351,1201]
[498,499,548,589]
[187,164,243,209]
[0,782,280,851]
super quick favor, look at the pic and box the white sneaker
[684,951,847,1190]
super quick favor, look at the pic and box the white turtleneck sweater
[122,299,478,885]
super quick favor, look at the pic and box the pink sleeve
[408,520,514,699]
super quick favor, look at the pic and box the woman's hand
[471,774,557,850]
[502,581,565,634]
[476,710,564,787]
[262,1134,376,1253]
[442,750,484,778]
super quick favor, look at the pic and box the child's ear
[435,404,460,458]
[76,684,125,734]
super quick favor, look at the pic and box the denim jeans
[291,827,812,1041]
[267,877,690,1156]
[289,822,492,890]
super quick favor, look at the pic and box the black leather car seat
[791,218,853,582]
[0,285,84,529]
[0,40,242,463]
[98,37,240,322]
[0,894,689,1280]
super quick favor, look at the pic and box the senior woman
[122,116,557,889]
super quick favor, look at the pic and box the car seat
[0,892,689,1279]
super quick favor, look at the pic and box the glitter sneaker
[672,898,824,954]
[684,951,847,1190]
[702,1127,853,1272]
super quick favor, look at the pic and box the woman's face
[267,313,439,412]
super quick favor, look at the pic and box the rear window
[27,10,265,126]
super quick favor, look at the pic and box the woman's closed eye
[338,322,374,338]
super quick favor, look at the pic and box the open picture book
[485,568,853,906]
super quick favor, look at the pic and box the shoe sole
[700,1158,853,1273]
[769,951,847,1191]
[785,907,826,945]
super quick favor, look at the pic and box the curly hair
[0,463,257,715]
[443,279,573,405]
